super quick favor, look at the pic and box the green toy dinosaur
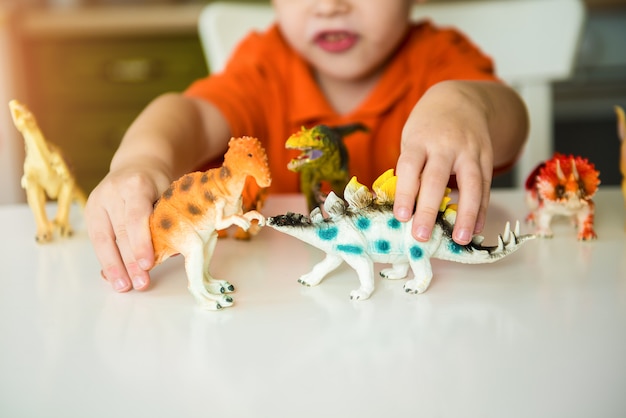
[286,123,368,211]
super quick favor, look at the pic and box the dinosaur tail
[434,221,535,264]
[331,123,369,138]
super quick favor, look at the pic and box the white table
[1,188,625,418]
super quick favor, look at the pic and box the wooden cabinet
[17,5,209,193]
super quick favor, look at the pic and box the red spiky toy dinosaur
[525,153,600,240]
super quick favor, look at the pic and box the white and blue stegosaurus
[268,169,534,300]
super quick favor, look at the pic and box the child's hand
[86,165,169,292]
[393,81,494,245]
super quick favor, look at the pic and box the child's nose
[314,0,351,16]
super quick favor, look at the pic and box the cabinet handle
[102,58,160,83]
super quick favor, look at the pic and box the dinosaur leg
[524,192,539,225]
[404,258,434,294]
[380,262,410,280]
[298,253,343,287]
[232,227,252,240]
[54,183,75,238]
[184,234,233,310]
[576,204,597,241]
[535,211,554,238]
[343,257,376,301]
[233,209,265,240]
[24,182,53,242]
[201,232,235,299]
[234,189,267,240]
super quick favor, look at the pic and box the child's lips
[313,30,358,53]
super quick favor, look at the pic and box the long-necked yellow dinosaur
[9,100,86,242]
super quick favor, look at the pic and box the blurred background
[1,0,625,203]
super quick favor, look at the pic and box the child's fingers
[115,223,151,291]
[393,151,425,222]
[123,196,155,288]
[87,193,153,292]
[411,154,453,241]
[106,194,153,291]
[86,205,133,293]
[452,162,489,244]
[474,163,492,234]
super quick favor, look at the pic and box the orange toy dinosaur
[149,136,271,310]
[616,105,626,208]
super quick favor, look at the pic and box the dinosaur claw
[219,283,235,293]
[297,279,311,287]
[349,288,373,300]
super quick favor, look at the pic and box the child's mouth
[314,30,358,53]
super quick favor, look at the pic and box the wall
[0,6,25,204]
[553,7,626,186]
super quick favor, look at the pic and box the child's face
[272,0,419,82]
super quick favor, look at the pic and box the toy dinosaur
[149,136,271,310]
[8,99,86,243]
[616,105,626,208]
[525,153,600,240]
[286,123,368,211]
[268,169,533,300]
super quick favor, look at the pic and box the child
[86,0,529,293]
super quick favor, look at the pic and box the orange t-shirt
[185,21,500,194]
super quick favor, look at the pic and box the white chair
[197,0,586,187]
[198,2,274,74]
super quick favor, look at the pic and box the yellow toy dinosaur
[149,136,271,310]
[8,100,86,243]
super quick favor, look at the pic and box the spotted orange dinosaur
[149,136,271,310]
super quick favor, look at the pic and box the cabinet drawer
[27,35,208,107]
